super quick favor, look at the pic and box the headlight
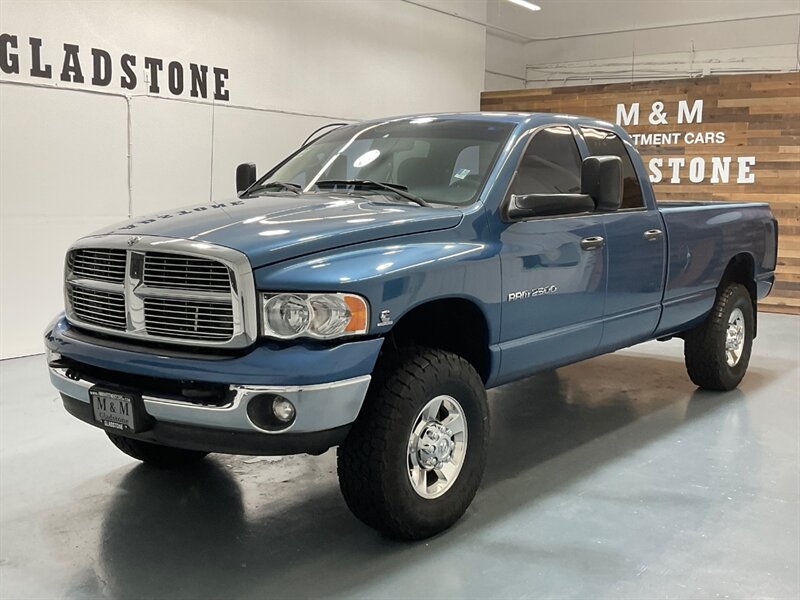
[260,292,369,339]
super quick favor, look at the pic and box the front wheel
[337,348,489,540]
[684,283,754,391]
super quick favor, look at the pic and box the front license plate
[90,389,137,431]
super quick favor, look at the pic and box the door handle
[643,229,664,242]
[580,236,605,251]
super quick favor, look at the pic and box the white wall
[483,5,800,90]
[484,33,525,91]
[0,0,488,358]
[522,13,800,87]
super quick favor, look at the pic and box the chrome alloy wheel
[725,307,746,367]
[407,395,468,499]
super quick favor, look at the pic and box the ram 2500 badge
[45,113,778,540]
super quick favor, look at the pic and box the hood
[90,193,463,268]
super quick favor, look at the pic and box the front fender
[253,239,502,342]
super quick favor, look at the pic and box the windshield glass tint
[264,119,515,206]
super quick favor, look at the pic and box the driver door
[497,126,607,384]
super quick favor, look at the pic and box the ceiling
[484,0,800,41]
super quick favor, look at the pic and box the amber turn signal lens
[343,294,369,333]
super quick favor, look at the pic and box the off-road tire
[337,347,489,540]
[684,283,754,391]
[107,433,209,468]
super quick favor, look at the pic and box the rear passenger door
[579,127,667,350]
[497,126,607,384]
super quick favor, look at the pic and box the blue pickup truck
[46,113,777,539]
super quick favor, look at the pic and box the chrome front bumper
[49,366,371,435]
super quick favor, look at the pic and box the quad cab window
[509,126,583,197]
[581,127,644,210]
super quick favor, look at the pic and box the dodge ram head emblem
[127,236,141,246]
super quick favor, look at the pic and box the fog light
[272,398,295,422]
[246,393,297,431]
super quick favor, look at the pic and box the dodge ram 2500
[45,113,778,540]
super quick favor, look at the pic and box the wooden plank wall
[481,73,800,315]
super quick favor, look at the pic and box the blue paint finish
[45,316,383,386]
[48,112,778,417]
[89,195,463,269]
[655,201,775,336]
[253,224,502,339]
[597,209,666,350]
[495,214,607,383]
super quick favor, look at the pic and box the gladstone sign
[615,99,755,185]
[0,33,231,101]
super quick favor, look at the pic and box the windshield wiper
[246,181,302,195]
[313,179,431,207]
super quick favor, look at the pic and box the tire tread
[684,283,753,391]
[337,347,487,540]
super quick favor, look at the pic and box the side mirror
[581,155,622,212]
[505,154,624,222]
[507,193,595,220]
[236,162,257,193]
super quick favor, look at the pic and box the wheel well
[719,253,757,335]
[386,298,491,383]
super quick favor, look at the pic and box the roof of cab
[356,111,623,134]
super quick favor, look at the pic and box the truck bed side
[655,201,778,336]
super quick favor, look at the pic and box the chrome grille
[144,298,234,340]
[68,249,127,282]
[64,238,256,348]
[144,252,231,292]
[67,286,127,330]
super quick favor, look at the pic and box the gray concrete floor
[1,314,798,600]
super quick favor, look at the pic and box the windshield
[258,118,515,206]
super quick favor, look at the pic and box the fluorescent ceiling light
[507,0,541,11]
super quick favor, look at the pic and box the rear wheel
[337,347,489,540]
[684,283,754,391]
[107,433,208,468]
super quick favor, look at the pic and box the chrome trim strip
[64,235,258,349]
[48,366,370,435]
[147,376,371,434]
[49,366,92,403]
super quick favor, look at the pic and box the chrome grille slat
[143,307,233,317]
[67,285,126,330]
[66,244,249,345]
[74,256,126,261]
[143,252,231,293]
[64,238,256,348]
[143,294,235,340]
[73,254,126,262]
[143,294,234,340]
[146,323,234,332]
[144,259,228,266]
[72,304,125,317]
[144,314,234,324]
[73,254,127,261]
[148,271,228,283]
[144,329,230,340]
[69,288,123,300]
[144,316,234,325]
[68,248,127,283]
[145,310,234,321]
[71,300,122,310]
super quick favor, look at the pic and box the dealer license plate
[90,389,136,431]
